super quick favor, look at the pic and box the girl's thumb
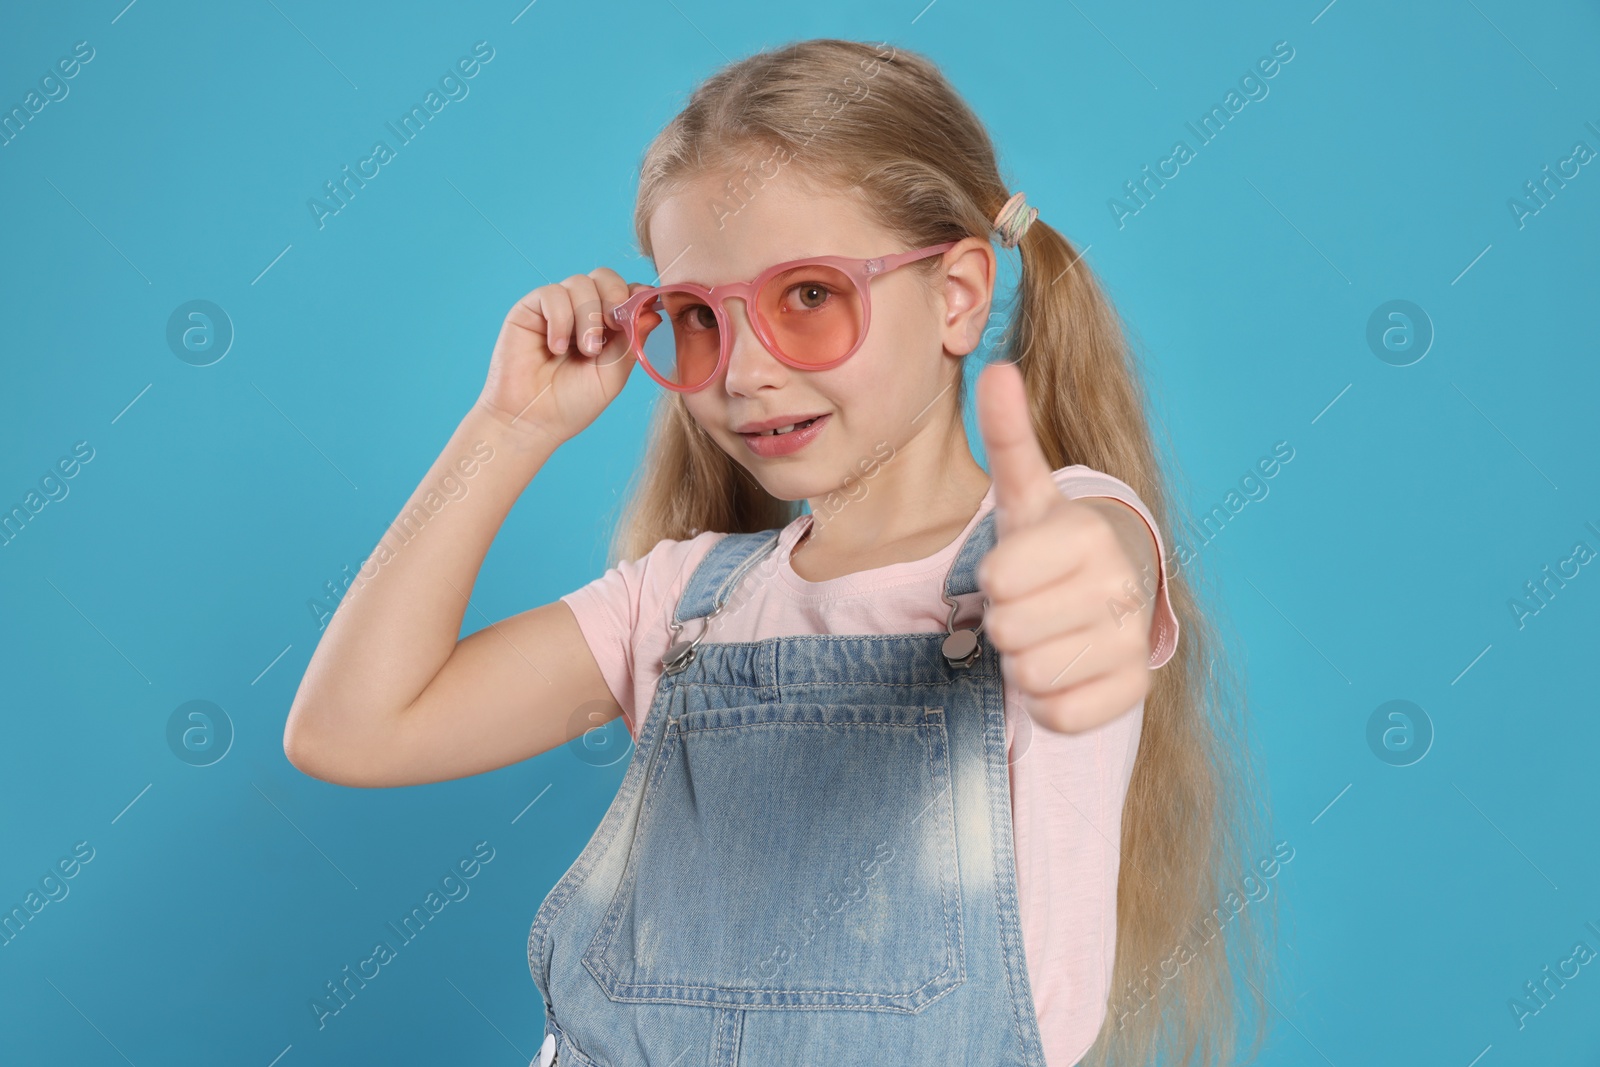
[977,361,1058,539]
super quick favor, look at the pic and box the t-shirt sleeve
[559,558,644,731]
[558,532,721,734]
[1053,465,1181,670]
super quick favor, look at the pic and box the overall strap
[943,509,999,602]
[671,529,784,625]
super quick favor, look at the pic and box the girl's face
[646,167,994,504]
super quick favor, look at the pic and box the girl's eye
[781,282,834,312]
[673,304,717,331]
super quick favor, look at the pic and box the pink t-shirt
[560,464,1179,1066]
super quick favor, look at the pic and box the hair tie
[992,191,1038,249]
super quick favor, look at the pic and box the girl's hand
[476,268,656,444]
[973,361,1156,734]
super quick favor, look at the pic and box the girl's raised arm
[282,269,644,788]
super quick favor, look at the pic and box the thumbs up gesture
[974,361,1158,734]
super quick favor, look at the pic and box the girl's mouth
[753,416,821,436]
[740,414,830,457]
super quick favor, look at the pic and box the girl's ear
[937,237,998,357]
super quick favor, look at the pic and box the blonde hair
[607,38,1279,1067]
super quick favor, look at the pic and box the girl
[285,38,1275,1067]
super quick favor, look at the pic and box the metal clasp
[940,590,988,669]
[661,617,704,676]
[661,586,735,676]
[660,532,783,675]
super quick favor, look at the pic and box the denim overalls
[527,508,1050,1067]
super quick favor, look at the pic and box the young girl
[285,38,1275,1067]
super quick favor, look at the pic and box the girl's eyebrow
[658,250,826,287]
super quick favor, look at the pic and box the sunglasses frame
[605,241,959,393]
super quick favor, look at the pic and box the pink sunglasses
[605,241,958,393]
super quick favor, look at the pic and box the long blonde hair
[607,38,1279,1067]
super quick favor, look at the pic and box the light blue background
[2,1,1597,1064]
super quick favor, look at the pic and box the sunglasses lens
[635,290,722,390]
[757,264,862,367]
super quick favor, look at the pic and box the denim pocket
[581,701,965,1012]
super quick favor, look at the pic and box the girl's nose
[719,297,789,396]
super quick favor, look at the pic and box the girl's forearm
[286,401,561,752]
